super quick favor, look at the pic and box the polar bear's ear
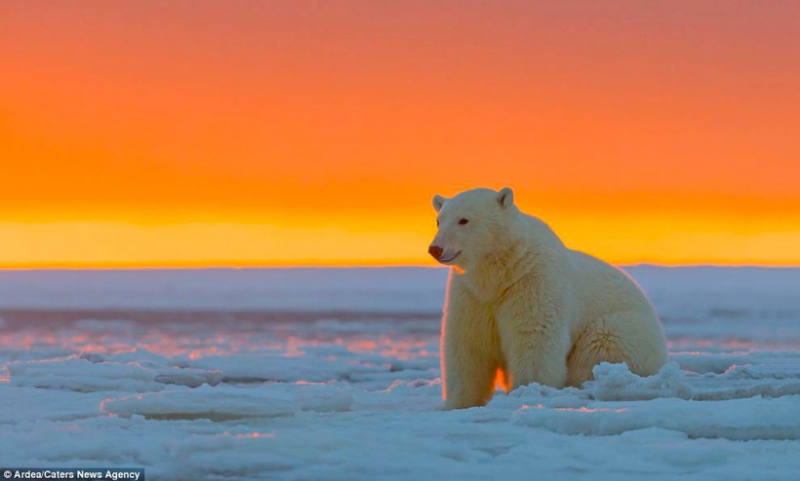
[496,187,514,207]
[433,195,448,212]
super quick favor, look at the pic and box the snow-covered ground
[1,266,799,480]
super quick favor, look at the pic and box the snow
[1,266,799,480]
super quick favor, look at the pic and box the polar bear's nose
[428,245,443,260]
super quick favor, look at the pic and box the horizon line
[2,260,800,271]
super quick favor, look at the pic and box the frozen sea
[1,266,799,480]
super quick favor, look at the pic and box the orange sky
[1,1,799,267]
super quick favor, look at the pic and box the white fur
[430,188,667,409]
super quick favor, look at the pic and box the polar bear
[429,187,667,409]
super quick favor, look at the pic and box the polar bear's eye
[458,218,469,225]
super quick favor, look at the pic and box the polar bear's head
[428,187,516,269]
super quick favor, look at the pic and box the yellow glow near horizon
[2,206,798,268]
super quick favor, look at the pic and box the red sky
[1,1,799,267]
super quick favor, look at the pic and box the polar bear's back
[565,249,661,329]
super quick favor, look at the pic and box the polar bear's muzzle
[429,244,461,264]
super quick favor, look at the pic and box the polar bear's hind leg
[565,312,667,387]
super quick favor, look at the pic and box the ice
[102,385,297,420]
[1,266,800,480]
[102,383,353,420]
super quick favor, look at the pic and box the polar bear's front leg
[495,291,570,390]
[441,275,500,409]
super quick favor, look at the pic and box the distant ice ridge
[0,267,448,312]
[1,266,799,320]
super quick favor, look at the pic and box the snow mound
[588,362,800,401]
[5,355,222,392]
